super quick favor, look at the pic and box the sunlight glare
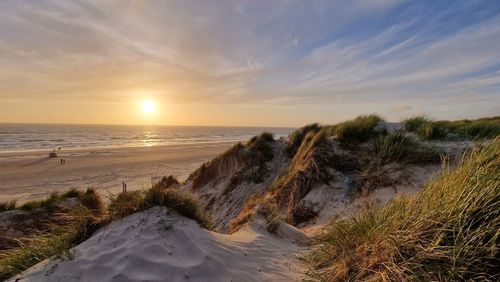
[141,100,156,114]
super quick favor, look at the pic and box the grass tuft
[367,132,441,165]
[270,130,331,224]
[19,192,61,211]
[0,200,17,213]
[287,123,321,156]
[108,185,212,229]
[332,114,386,143]
[61,188,84,199]
[106,191,144,221]
[153,175,179,189]
[404,116,432,132]
[303,138,500,281]
[80,188,103,212]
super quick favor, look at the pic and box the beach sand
[0,142,234,204]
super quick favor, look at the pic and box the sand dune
[10,207,305,282]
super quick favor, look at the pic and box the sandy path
[0,143,233,203]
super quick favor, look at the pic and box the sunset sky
[1,0,499,127]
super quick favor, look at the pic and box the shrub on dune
[304,138,500,281]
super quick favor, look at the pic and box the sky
[0,0,499,127]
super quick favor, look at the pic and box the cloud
[0,0,499,124]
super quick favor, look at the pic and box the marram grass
[303,138,500,281]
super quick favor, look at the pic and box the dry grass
[19,192,61,211]
[152,175,179,189]
[107,184,212,229]
[270,130,331,224]
[229,194,282,234]
[0,200,17,213]
[0,206,102,280]
[16,188,101,212]
[0,182,211,280]
[304,138,500,281]
[106,191,145,221]
[143,186,212,229]
[287,123,321,155]
[79,188,103,212]
[190,132,275,191]
[229,193,265,233]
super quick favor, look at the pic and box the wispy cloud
[0,0,499,125]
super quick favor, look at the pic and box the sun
[141,100,156,114]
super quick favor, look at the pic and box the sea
[0,124,294,153]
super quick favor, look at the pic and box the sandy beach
[0,142,234,204]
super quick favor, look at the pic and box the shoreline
[0,140,239,161]
[0,141,235,204]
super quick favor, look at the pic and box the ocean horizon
[0,123,294,153]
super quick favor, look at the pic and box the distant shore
[0,142,234,204]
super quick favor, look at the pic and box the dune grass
[16,188,102,212]
[0,200,17,213]
[19,192,61,211]
[366,132,441,165]
[0,206,102,280]
[190,132,275,191]
[359,137,439,194]
[287,123,321,155]
[0,181,210,280]
[303,138,500,281]
[405,115,500,140]
[229,193,281,234]
[79,188,103,212]
[271,130,331,224]
[143,186,212,229]
[107,184,212,229]
[229,193,265,233]
[330,114,386,143]
[152,175,179,189]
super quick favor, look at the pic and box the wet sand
[0,142,233,203]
